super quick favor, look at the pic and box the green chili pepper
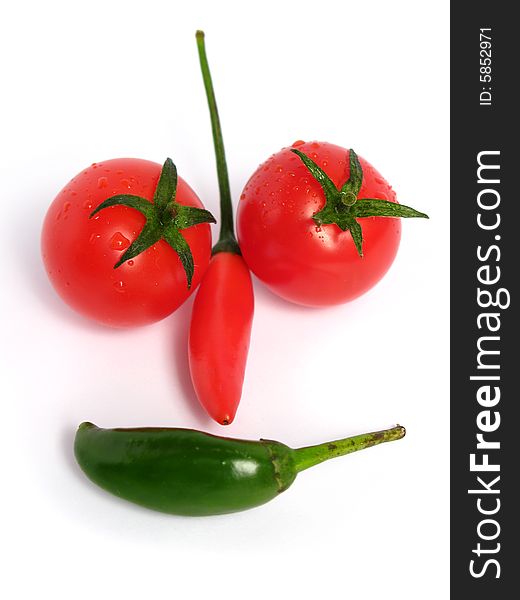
[74,422,405,516]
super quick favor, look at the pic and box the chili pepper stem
[292,425,406,473]
[196,30,240,256]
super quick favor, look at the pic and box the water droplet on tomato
[120,178,131,188]
[116,170,123,175]
[56,211,62,221]
[315,225,322,233]
[97,177,108,189]
[63,202,71,212]
[114,280,126,293]
[128,260,134,266]
[375,177,385,185]
[311,142,320,149]
[83,199,93,210]
[311,152,318,159]
[89,233,101,244]
[110,232,130,251]
[374,192,388,200]
[292,140,305,147]
[275,165,283,173]
[322,160,328,167]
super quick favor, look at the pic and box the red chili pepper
[189,31,254,425]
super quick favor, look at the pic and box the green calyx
[90,158,215,288]
[291,148,429,257]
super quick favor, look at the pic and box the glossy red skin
[189,252,254,425]
[236,142,401,306]
[41,158,212,327]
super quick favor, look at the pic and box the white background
[0,1,449,598]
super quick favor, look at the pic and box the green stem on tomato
[89,158,215,288]
[196,30,240,255]
[292,425,406,473]
[291,148,429,257]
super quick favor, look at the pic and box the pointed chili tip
[217,413,234,426]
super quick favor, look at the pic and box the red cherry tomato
[237,141,415,307]
[189,252,254,425]
[41,158,212,327]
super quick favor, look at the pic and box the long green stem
[196,30,239,255]
[293,425,406,473]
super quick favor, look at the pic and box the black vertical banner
[451,3,516,596]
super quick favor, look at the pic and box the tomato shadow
[249,275,318,315]
[165,295,213,427]
[249,273,369,322]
